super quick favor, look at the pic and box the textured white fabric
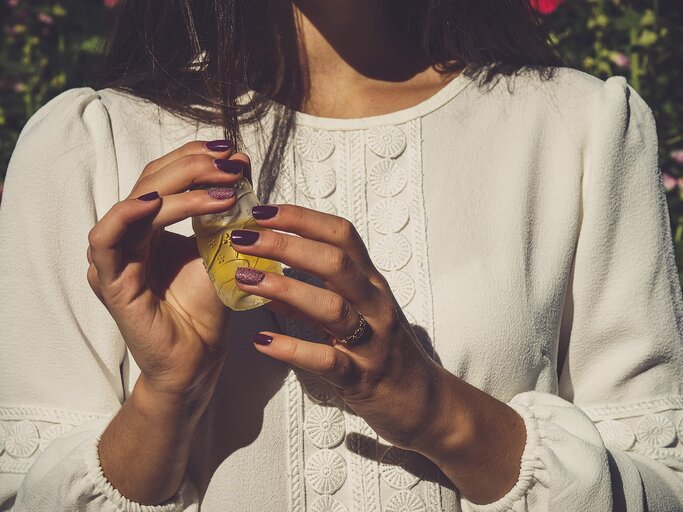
[1,66,682,511]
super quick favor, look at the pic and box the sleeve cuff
[83,432,192,512]
[460,400,543,512]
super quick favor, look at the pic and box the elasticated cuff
[83,432,189,512]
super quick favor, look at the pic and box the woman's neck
[290,0,460,118]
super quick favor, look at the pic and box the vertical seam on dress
[285,141,306,512]
[409,118,442,511]
[286,364,306,512]
[340,130,368,512]
[352,129,382,512]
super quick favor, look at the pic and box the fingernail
[252,205,278,220]
[214,159,246,174]
[235,267,265,285]
[207,187,235,200]
[230,229,260,246]
[253,333,273,345]
[137,191,160,201]
[206,139,234,152]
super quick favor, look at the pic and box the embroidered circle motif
[369,198,410,235]
[636,414,677,447]
[5,420,39,458]
[384,490,427,512]
[371,233,412,271]
[298,163,337,198]
[380,446,422,490]
[305,406,346,449]
[296,128,335,162]
[309,495,349,512]
[0,422,7,455]
[305,449,347,495]
[367,126,407,158]
[383,271,416,308]
[39,424,74,452]
[297,370,340,404]
[595,420,635,451]
[368,159,408,198]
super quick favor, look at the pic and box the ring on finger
[336,312,372,345]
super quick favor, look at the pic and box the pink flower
[530,0,564,15]
[103,0,119,8]
[38,12,53,25]
[671,149,683,165]
[610,52,631,69]
[6,0,19,7]
[662,172,678,192]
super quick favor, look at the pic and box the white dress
[1,66,682,511]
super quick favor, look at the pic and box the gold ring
[337,312,370,345]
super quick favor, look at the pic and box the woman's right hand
[86,140,248,402]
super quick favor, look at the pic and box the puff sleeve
[0,88,199,511]
[462,76,683,511]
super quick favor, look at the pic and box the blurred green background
[1,0,683,278]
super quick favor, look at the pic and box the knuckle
[183,153,213,175]
[270,232,290,254]
[268,275,289,298]
[87,226,104,248]
[335,218,357,243]
[326,295,352,326]
[140,160,158,177]
[86,264,98,288]
[318,350,339,375]
[328,249,353,275]
[183,140,205,153]
[281,339,299,361]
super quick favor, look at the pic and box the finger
[140,139,235,178]
[130,152,250,199]
[252,331,357,388]
[236,269,361,341]
[230,229,383,316]
[88,194,161,284]
[144,187,238,231]
[251,204,379,280]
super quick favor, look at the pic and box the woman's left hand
[230,204,526,505]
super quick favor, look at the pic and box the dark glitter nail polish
[235,267,265,285]
[252,205,279,220]
[137,191,160,201]
[253,333,273,345]
[205,139,234,152]
[214,159,246,174]
[230,230,260,246]
[207,187,236,200]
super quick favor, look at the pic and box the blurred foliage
[1,0,682,279]
[0,0,112,179]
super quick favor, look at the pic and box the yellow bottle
[192,177,283,311]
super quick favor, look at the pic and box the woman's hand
[229,204,527,505]
[86,140,248,401]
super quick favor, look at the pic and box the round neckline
[247,68,475,131]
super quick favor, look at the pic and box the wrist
[132,374,214,429]
[412,366,527,504]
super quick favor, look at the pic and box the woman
[1,0,681,510]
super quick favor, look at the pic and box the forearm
[414,364,527,505]
[98,376,214,505]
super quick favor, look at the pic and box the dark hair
[99,0,566,202]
